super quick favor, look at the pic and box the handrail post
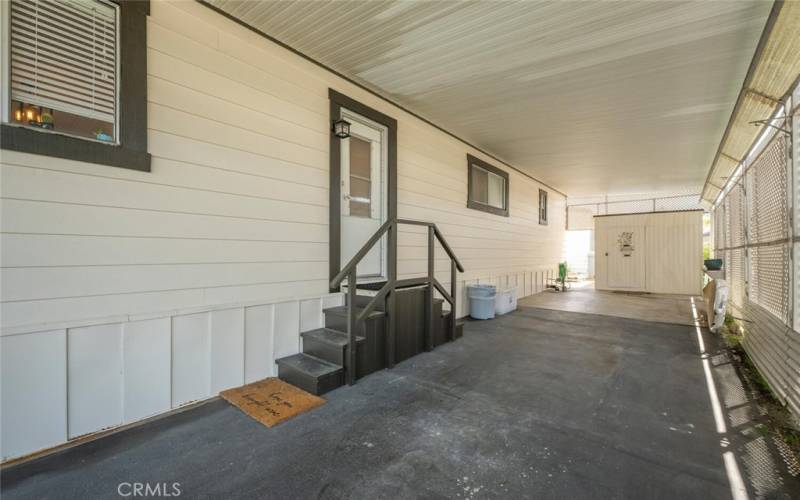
[426,225,435,351]
[386,222,396,368]
[347,268,357,385]
[450,259,457,341]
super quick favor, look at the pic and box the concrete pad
[519,286,701,326]
[2,308,797,499]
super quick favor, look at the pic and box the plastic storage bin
[495,287,518,315]
[468,284,497,320]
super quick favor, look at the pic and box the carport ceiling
[207,0,772,198]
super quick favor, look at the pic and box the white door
[340,109,387,280]
[606,225,646,290]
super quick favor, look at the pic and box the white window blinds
[9,0,118,124]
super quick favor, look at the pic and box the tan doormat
[220,378,325,428]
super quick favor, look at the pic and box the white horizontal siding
[1,0,564,331]
[0,0,565,460]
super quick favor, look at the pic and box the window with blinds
[7,0,119,142]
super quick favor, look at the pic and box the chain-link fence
[567,194,702,230]
[711,109,799,418]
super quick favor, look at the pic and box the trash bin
[495,287,518,315]
[468,284,497,320]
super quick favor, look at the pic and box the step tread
[323,305,386,319]
[301,327,365,346]
[275,353,343,377]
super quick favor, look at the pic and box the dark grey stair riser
[323,310,386,378]
[277,364,343,396]
[301,336,364,368]
[302,337,345,365]
[345,292,443,311]
[349,293,386,311]
[454,321,464,339]
[323,309,381,333]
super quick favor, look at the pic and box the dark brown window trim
[466,154,509,217]
[539,189,548,225]
[1,0,151,172]
[329,89,398,291]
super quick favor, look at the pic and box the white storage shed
[594,210,704,295]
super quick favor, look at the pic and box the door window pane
[349,136,371,218]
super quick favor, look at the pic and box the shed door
[606,225,645,290]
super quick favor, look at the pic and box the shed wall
[594,211,703,295]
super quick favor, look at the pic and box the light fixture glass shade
[332,119,351,139]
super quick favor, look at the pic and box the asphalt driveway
[3,306,798,499]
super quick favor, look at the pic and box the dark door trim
[329,89,398,292]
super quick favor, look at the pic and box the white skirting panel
[0,292,344,462]
[0,267,552,462]
[0,330,67,460]
[67,323,124,439]
[123,318,171,424]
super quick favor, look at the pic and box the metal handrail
[330,218,464,385]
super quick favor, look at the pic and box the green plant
[742,353,772,394]
[720,314,744,348]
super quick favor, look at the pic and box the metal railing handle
[329,217,465,385]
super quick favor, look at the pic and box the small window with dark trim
[1,0,150,172]
[467,154,509,217]
[539,189,548,225]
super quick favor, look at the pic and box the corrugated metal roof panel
[703,1,800,203]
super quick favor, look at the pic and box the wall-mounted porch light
[332,118,351,139]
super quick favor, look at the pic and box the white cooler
[495,287,518,315]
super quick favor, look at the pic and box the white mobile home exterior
[0,1,565,461]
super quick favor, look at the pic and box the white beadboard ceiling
[207,0,772,199]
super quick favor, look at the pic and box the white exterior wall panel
[0,1,565,460]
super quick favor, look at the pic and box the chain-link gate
[567,194,702,230]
